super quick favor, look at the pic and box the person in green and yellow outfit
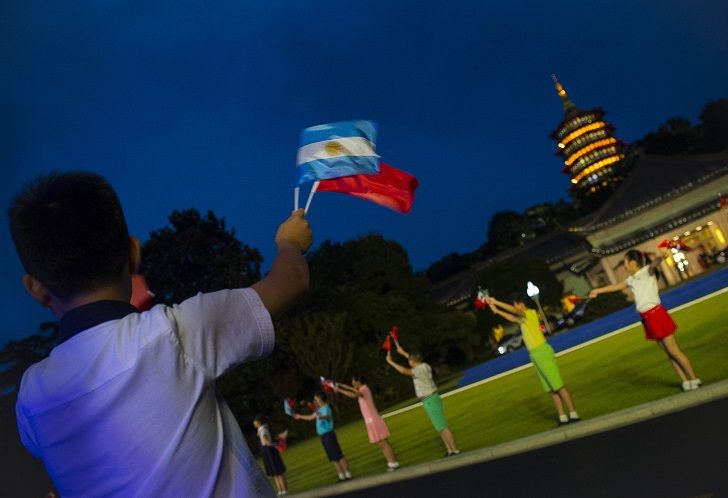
[488,293,580,426]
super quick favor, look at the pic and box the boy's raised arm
[252,210,312,317]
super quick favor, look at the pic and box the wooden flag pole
[304,181,320,215]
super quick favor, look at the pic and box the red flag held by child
[317,163,420,214]
[382,336,392,351]
[389,326,399,344]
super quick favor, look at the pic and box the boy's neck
[52,286,131,319]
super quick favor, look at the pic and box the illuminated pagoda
[550,75,627,206]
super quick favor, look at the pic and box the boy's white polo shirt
[16,288,276,497]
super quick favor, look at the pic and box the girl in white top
[590,250,701,391]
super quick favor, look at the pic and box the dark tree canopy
[0,322,58,395]
[486,210,535,253]
[640,116,700,155]
[140,209,262,304]
[472,258,562,341]
[638,99,728,156]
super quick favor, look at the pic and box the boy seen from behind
[8,172,312,497]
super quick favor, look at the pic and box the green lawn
[277,291,728,493]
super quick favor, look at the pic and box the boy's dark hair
[408,351,423,363]
[314,390,327,402]
[351,374,367,384]
[624,249,647,267]
[8,172,131,299]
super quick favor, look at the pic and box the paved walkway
[292,379,728,497]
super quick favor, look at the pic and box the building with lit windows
[429,79,728,311]
[569,151,728,288]
[431,151,728,310]
[550,75,628,203]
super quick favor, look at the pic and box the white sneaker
[387,462,400,472]
[682,380,692,391]
[689,378,702,390]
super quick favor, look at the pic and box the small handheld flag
[382,336,392,351]
[283,398,294,417]
[274,430,289,454]
[296,120,380,186]
[473,287,490,310]
[320,376,336,394]
[317,163,420,214]
[389,325,399,344]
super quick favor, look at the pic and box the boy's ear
[22,274,53,308]
[129,237,141,274]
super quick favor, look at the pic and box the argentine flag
[296,120,380,185]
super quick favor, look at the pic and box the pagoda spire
[551,74,574,110]
[549,77,628,205]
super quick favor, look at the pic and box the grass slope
[279,291,728,493]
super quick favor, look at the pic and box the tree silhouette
[0,322,58,395]
[140,209,262,304]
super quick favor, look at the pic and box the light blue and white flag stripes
[295,120,380,186]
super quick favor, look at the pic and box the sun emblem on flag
[325,140,344,156]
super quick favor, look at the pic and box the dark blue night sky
[2,0,728,344]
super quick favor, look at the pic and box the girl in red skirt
[590,249,701,391]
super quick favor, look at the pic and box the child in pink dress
[335,375,400,471]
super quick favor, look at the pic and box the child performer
[590,249,701,391]
[385,342,460,457]
[488,294,580,425]
[253,415,288,496]
[293,391,352,482]
[335,375,400,472]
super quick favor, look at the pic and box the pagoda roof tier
[550,107,606,140]
[569,151,728,234]
[561,139,624,174]
[557,125,617,158]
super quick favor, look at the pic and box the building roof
[570,151,728,234]
[430,230,592,307]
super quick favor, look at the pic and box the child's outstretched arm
[386,351,412,376]
[334,384,361,399]
[252,209,312,317]
[292,412,317,422]
[394,341,409,359]
[648,252,665,275]
[589,280,627,298]
[489,303,520,324]
[488,296,522,316]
